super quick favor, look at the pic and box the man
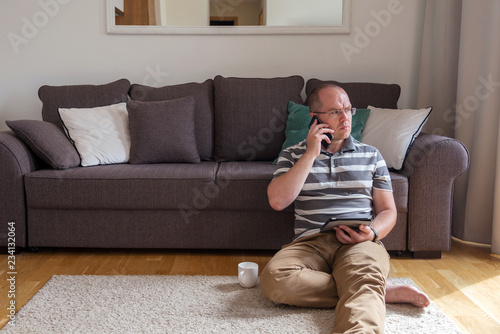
[260,84,429,333]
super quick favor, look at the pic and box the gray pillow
[127,96,201,164]
[6,120,80,169]
[213,75,304,161]
[129,80,214,161]
[38,79,131,130]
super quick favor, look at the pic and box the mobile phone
[309,115,332,150]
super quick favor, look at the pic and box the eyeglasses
[313,107,356,119]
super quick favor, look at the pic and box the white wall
[0,0,426,131]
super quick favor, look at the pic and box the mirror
[107,0,351,35]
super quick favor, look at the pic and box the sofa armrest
[0,131,42,248]
[399,133,469,255]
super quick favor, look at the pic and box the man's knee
[260,264,289,304]
[260,262,338,308]
[260,263,309,305]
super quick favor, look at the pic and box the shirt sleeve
[272,145,299,180]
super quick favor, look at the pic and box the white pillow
[59,102,130,167]
[361,105,432,170]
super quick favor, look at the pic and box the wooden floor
[1,238,499,333]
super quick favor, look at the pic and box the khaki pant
[260,232,390,334]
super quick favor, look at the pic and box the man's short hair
[309,83,342,114]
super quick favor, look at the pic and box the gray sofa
[0,76,469,258]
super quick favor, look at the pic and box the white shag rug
[1,276,462,334]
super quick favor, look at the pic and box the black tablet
[320,217,372,232]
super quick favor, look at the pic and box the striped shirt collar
[320,135,356,156]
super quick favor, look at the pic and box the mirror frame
[106,0,351,35]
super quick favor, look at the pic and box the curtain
[417,0,500,254]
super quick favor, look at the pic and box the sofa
[0,76,469,258]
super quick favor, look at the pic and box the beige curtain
[418,0,500,254]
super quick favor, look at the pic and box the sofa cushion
[273,101,312,164]
[212,161,407,213]
[127,97,201,164]
[389,172,408,212]
[351,108,371,141]
[305,79,401,109]
[25,162,218,210]
[39,79,130,129]
[214,75,304,161]
[362,106,432,170]
[213,161,290,211]
[5,120,80,169]
[58,102,131,167]
[129,79,214,160]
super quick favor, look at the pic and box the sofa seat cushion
[24,163,407,215]
[25,162,218,210]
[212,162,408,213]
[212,161,288,211]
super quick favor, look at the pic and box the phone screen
[309,115,332,150]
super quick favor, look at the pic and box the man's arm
[369,188,397,239]
[268,120,333,211]
[334,188,397,244]
[267,151,315,211]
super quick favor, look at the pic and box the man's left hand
[333,224,374,244]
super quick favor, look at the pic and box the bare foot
[385,282,431,308]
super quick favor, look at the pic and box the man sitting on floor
[260,84,430,333]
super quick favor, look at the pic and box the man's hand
[306,119,334,157]
[333,224,374,244]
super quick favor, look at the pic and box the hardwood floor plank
[438,269,500,324]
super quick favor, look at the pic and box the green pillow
[273,104,371,164]
[273,101,311,164]
[351,108,370,142]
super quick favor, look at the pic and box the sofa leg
[412,251,441,259]
[395,250,404,257]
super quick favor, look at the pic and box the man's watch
[369,226,379,242]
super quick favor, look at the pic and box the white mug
[238,262,259,288]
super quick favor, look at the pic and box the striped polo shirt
[273,136,392,241]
